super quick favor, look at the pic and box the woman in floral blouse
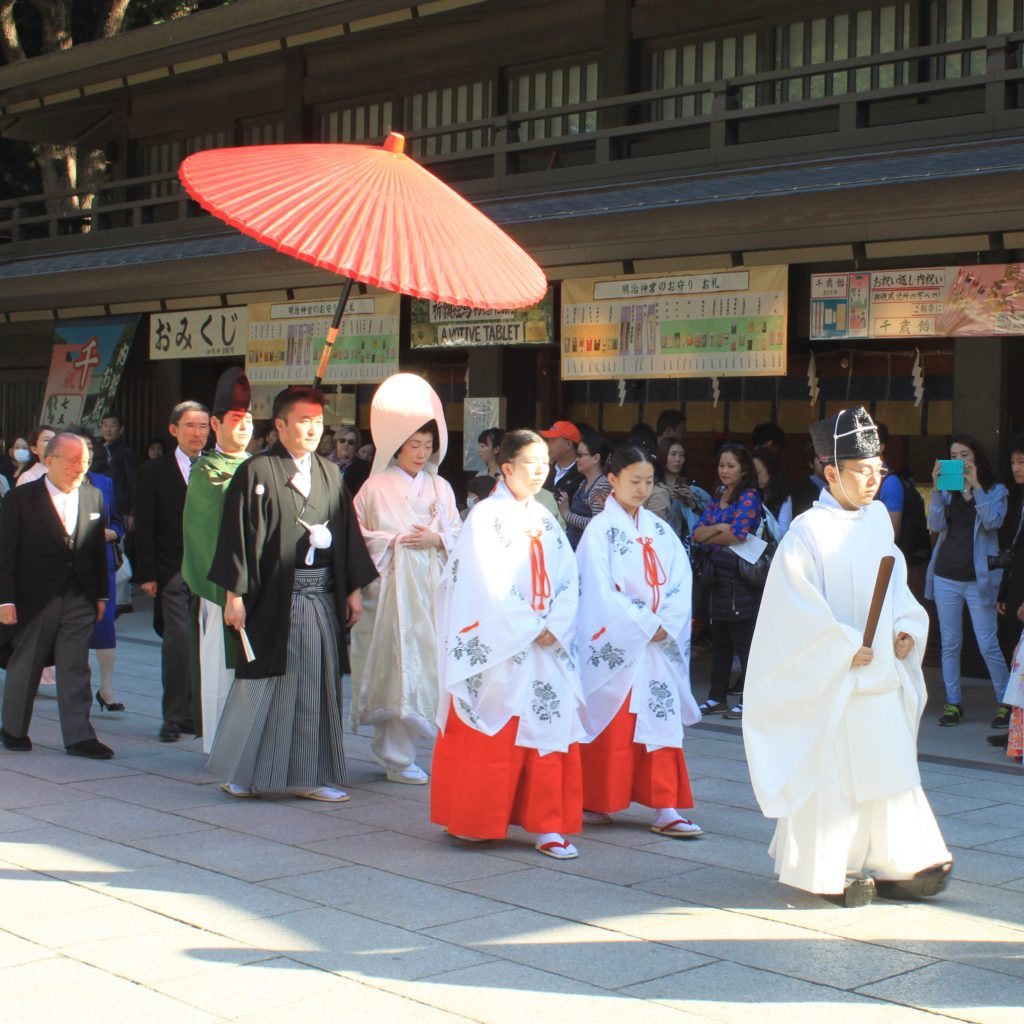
[692,443,763,719]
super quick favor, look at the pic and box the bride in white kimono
[431,429,586,859]
[744,408,951,906]
[350,374,459,784]
[575,444,703,837]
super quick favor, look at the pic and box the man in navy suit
[0,433,113,758]
[134,400,210,742]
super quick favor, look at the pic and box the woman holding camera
[926,434,1010,728]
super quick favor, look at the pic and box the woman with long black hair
[692,443,763,718]
[751,445,792,538]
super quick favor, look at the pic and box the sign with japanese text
[246,294,399,385]
[810,265,1024,339]
[149,307,247,359]
[410,291,554,347]
[41,316,139,431]
[560,267,788,380]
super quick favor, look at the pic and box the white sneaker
[297,786,350,802]
[385,764,429,785]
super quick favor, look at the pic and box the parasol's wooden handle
[314,326,339,383]
[313,276,355,388]
[863,555,896,648]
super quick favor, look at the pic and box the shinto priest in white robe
[575,496,700,749]
[743,490,950,893]
[436,481,585,755]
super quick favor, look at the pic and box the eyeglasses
[338,437,357,445]
[576,451,593,459]
[51,455,90,468]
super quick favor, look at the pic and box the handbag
[111,539,125,572]
[114,546,133,584]
[736,516,777,590]
[690,544,716,612]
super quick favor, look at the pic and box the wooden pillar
[952,337,1009,452]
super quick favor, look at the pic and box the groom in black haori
[207,386,376,801]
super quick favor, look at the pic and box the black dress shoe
[96,694,125,713]
[1,728,32,751]
[66,738,114,759]
[159,721,181,743]
[822,874,876,908]
[875,861,953,901]
[180,719,197,735]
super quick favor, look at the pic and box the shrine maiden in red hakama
[430,432,585,859]
[574,445,703,837]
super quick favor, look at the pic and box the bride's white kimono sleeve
[575,498,700,750]
[436,483,585,755]
[742,498,930,820]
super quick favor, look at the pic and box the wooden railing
[2,32,1023,250]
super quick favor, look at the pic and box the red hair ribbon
[638,536,667,613]
[527,529,551,612]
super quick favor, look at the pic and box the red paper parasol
[179,133,547,385]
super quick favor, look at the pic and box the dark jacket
[699,487,763,622]
[544,463,583,503]
[998,494,1024,616]
[0,478,109,666]
[134,450,188,586]
[93,437,138,517]
[209,445,378,678]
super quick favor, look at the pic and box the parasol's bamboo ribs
[313,276,355,387]
[863,555,896,648]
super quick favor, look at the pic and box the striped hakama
[207,567,347,790]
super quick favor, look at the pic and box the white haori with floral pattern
[436,481,585,755]
[576,496,700,751]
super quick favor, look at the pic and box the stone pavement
[1,601,1023,1023]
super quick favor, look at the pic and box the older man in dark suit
[0,433,113,758]
[135,399,210,742]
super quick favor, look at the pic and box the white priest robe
[436,481,586,755]
[743,490,950,894]
[575,497,700,749]
[350,465,459,761]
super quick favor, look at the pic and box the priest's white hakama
[743,492,951,894]
[349,465,459,770]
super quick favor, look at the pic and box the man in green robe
[182,368,253,752]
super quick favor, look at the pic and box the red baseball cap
[540,420,581,444]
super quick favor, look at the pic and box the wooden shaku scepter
[862,555,896,647]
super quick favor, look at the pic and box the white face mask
[466,495,478,509]
[13,448,31,463]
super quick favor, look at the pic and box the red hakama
[581,692,693,813]
[431,707,583,839]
